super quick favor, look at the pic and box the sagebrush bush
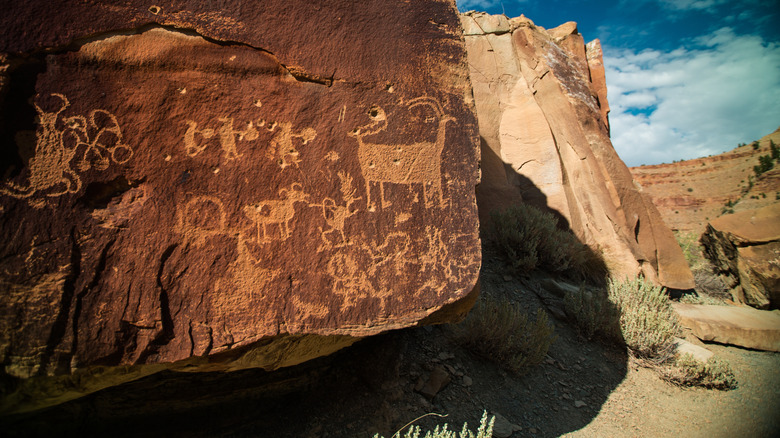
[564,277,680,360]
[451,297,556,375]
[608,277,681,359]
[564,286,621,341]
[662,353,737,390]
[488,204,606,283]
[372,411,495,438]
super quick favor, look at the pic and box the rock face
[674,303,780,352]
[0,0,480,409]
[461,12,693,289]
[630,128,780,236]
[701,204,780,309]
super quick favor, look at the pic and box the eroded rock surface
[701,204,780,309]
[461,12,693,289]
[0,0,480,411]
[674,303,780,352]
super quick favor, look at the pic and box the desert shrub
[488,204,606,283]
[373,411,495,438]
[608,278,681,359]
[565,278,680,359]
[564,286,620,341]
[679,293,726,306]
[451,297,556,375]
[673,231,706,270]
[662,354,737,390]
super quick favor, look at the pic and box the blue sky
[457,0,780,166]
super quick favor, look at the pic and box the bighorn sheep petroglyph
[348,97,454,210]
[243,183,310,242]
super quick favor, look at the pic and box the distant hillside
[630,127,780,235]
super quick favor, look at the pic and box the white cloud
[604,28,780,166]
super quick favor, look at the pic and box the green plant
[679,293,725,306]
[608,278,681,359]
[687,187,693,192]
[754,154,774,176]
[752,141,760,150]
[451,298,556,375]
[564,286,620,341]
[673,231,706,270]
[373,411,495,438]
[771,140,779,160]
[662,354,737,390]
[488,204,606,283]
[565,278,681,360]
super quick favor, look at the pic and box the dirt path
[566,342,780,437]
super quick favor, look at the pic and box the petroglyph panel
[1,93,134,203]
[0,1,479,389]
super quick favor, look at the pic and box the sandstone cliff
[461,12,694,290]
[630,128,780,236]
[0,0,480,412]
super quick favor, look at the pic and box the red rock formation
[0,0,480,409]
[701,204,780,309]
[461,12,694,289]
[630,128,780,236]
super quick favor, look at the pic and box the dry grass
[662,354,737,390]
[451,297,557,375]
[488,204,607,283]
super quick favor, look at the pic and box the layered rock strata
[0,0,480,410]
[701,204,780,309]
[461,12,693,289]
[630,128,780,235]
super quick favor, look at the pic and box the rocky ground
[5,246,780,438]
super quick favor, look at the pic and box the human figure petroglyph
[348,96,454,210]
[183,118,258,161]
[263,121,316,169]
[326,231,412,308]
[243,183,310,242]
[1,93,133,200]
[311,172,360,250]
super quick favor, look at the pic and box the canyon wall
[630,128,780,236]
[0,0,480,411]
[462,12,694,290]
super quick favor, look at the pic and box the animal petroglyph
[243,183,310,242]
[183,118,258,161]
[311,172,360,250]
[1,93,133,201]
[263,121,316,169]
[348,96,454,210]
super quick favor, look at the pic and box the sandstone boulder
[701,204,780,308]
[0,0,480,412]
[461,12,693,289]
[673,303,780,352]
